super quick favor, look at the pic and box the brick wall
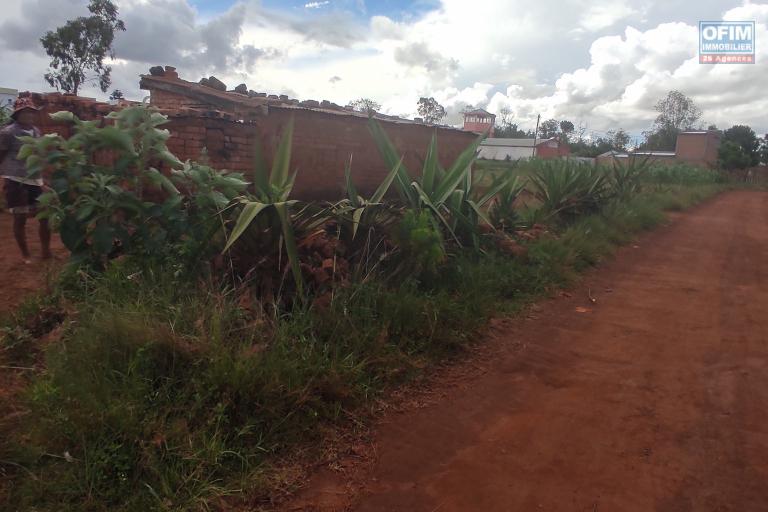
[22,92,476,200]
[535,139,570,159]
[675,131,720,168]
[163,108,477,199]
[463,121,494,137]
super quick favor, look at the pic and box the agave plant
[608,154,649,199]
[488,172,525,231]
[368,119,516,248]
[223,119,306,296]
[528,159,611,222]
[341,154,403,239]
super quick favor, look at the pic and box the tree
[40,0,125,95]
[538,119,559,139]
[495,123,533,138]
[722,125,760,166]
[760,136,768,165]
[641,125,680,151]
[642,90,702,151]
[559,120,575,134]
[417,97,446,124]
[653,90,702,132]
[495,105,534,138]
[109,89,124,101]
[348,97,381,116]
[718,140,751,170]
[569,135,619,158]
[607,129,631,151]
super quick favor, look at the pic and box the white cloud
[304,1,330,9]
[1,0,767,136]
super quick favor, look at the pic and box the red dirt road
[290,190,768,511]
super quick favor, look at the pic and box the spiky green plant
[368,119,516,248]
[608,154,649,199]
[489,173,525,231]
[223,119,305,296]
[528,159,610,222]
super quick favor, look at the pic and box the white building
[0,87,17,114]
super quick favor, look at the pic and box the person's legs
[39,217,51,259]
[25,183,51,259]
[4,180,31,261]
[12,213,30,260]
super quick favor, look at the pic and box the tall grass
[2,180,725,511]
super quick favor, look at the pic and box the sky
[1,0,767,141]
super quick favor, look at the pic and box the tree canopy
[722,125,760,166]
[718,140,752,170]
[538,119,560,139]
[641,90,702,151]
[494,105,534,138]
[417,97,446,124]
[40,0,125,95]
[347,98,381,116]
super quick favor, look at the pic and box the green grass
[1,183,726,511]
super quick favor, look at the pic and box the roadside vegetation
[0,105,727,511]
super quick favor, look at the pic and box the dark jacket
[0,122,40,179]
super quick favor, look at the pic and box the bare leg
[12,213,30,261]
[39,217,52,259]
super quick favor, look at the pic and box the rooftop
[463,108,495,117]
[481,137,555,147]
[601,150,677,158]
[139,66,462,130]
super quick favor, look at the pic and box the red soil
[286,190,768,511]
[0,212,66,316]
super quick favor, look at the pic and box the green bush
[19,106,248,270]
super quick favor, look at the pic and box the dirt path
[288,190,768,512]
[0,212,65,315]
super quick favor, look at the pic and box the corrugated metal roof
[481,137,552,148]
[0,87,17,95]
[606,151,676,159]
[478,146,537,160]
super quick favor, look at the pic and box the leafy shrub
[20,106,247,270]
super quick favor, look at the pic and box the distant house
[596,130,721,168]
[463,108,495,136]
[0,87,17,114]
[478,137,570,161]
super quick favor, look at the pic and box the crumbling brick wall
[21,92,477,200]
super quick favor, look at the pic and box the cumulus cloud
[393,42,458,79]
[1,0,766,136]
